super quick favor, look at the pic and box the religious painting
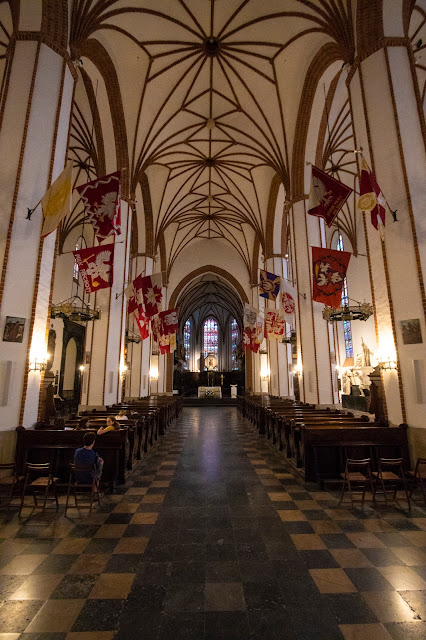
[3,316,26,343]
[400,319,423,345]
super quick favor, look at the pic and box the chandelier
[323,301,373,323]
[50,296,101,322]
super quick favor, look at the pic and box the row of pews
[14,397,182,489]
[238,395,409,484]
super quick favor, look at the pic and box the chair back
[26,462,51,472]
[69,462,97,485]
[346,458,371,474]
[0,463,15,472]
[414,458,426,474]
[378,457,404,474]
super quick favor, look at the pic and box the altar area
[198,386,222,398]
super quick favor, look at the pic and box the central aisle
[114,405,347,639]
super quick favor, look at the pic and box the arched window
[183,319,191,370]
[336,233,353,358]
[72,236,86,296]
[203,317,218,358]
[231,318,239,370]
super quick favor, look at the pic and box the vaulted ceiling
[68,0,355,276]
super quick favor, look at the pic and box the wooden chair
[19,462,59,515]
[65,463,100,516]
[0,463,24,510]
[407,458,426,505]
[372,458,410,508]
[339,458,375,508]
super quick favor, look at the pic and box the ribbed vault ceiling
[69,0,354,274]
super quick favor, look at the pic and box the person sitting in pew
[97,416,120,435]
[76,417,90,430]
[74,432,103,482]
[115,409,128,420]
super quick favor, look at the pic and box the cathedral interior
[0,1,425,638]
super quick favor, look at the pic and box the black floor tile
[320,533,356,548]
[33,554,78,574]
[205,611,250,640]
[343,567,395,591]
[105,553,143,573]
[321,593,378,624]
[243,581,285,610]
[300,549,340,569]
[384,621,426,639]
[361,548,406,567]
[157,612,205,640]
[72,598,125,632]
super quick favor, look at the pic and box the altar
[198,386,222,398]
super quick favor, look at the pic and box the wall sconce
[377,335,397,371]
[29,357,48,373]
[260,366,270,380]
[120,364,128,379]
[293,363,303,376]
[149,366,159,381]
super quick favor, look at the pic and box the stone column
[290,200,337,405]
[348,41,426,445]
[0,26,75,457]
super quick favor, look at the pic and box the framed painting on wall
[3,316,26,343]
[401,319,423,345]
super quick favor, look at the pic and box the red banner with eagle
[73,244,114,293]
[76,171,121,242]
[311,247,351,308]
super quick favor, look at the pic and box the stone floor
[0,407,425,640]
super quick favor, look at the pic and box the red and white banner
[280,279,296,323]
[311,246,351,308]
[358,157,386,233]
[265,310,285,340]
[159,309,178,335]
[134,309,149,340]
[77,171,121,242]
[158,332,176,354]
[141,273,163,317]
[308,166,352,227]
[243,327,255,351]
[73,244,114,294]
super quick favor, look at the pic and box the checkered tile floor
[0,408,425,639]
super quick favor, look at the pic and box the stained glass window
[336,233,353,358]
[231,318,239,370]
[183,319,191,370]
[203,317,218,359]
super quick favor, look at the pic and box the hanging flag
[159,309,178,335]
[77,171,121,242]
[242,327,254,351]
[73,243,114,293]
[141,273,163,317]
[358,157,386,232]
[159,333,170,355]
[134,308,149,340]
[312,246,351,308]
[265,310,285,340]
[151,313,163,343]
[41,161,73,237]
[125,273,144,315]
[308,165,352,227]
[280,279,296,323]
[259,270,280,301]
[243,303,257,328]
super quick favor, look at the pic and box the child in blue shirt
[74,432,103,484]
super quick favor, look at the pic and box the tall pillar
[84,202,131,407]
[348,42,426,452]
[0,31,74,457]
[290,200,337,405]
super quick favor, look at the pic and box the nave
[0,407,425,640]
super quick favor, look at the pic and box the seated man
[74,432,103,484]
